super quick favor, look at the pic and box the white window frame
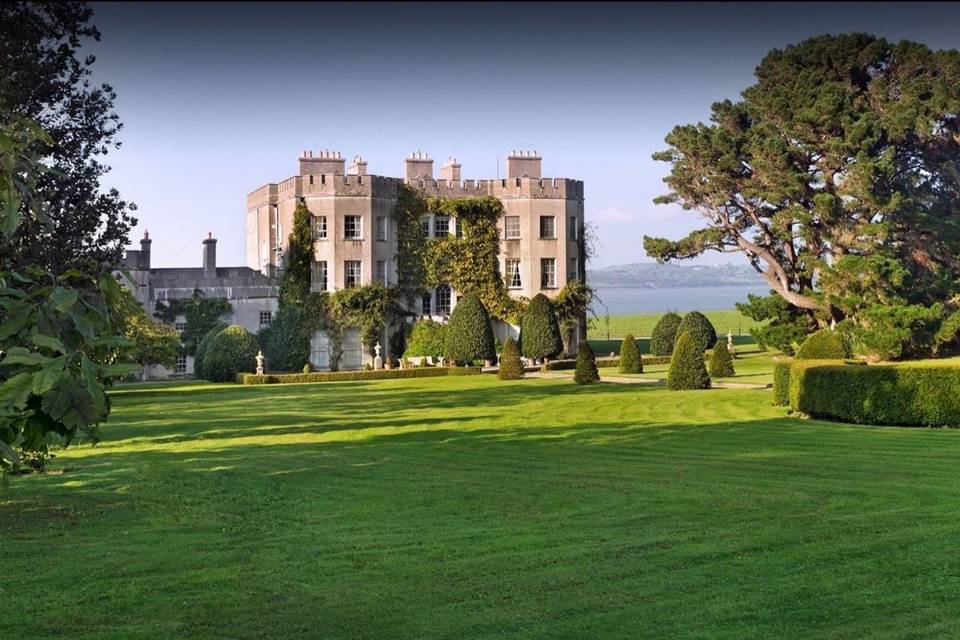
[174,321,187,335]
[505,258,522,289]
[569,257,579,282]
[314,215,328,240]
[259,311,273,329]
[311,260,328,292]
[376,216,388,242]
[344,215,362,240]
[175,354,187,375]
[539,216,556,239]
[541,258,557,289]
[421,216,431,239]
[569,215,579,241]
[504,216,520,240]
[344,260,362,288]
[435,284,451,316]
[434,215,450,237]
[376,260,387,285]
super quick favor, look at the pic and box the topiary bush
[574,340,600,385]
[650,312,682,356]
[708,339,735,377]
[443,293,495,365]
[262,304,311,373]
[520,293,563,361]
[194,322,227,379]
[202,325,261,382]
[796,328,847,360]
[618,334,643,374]
[667,331,711,390]
[772,358,793,406]
[676,311,717,353]
[403,319,447,358]
[497,337,524,380]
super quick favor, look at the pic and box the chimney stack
[440,157,461,181]
[348,155,368,176]
[140,230,152,270]
[298,149,345,176]
[405,151,433,181]
[506,149,542,179]
[202,232,217,276]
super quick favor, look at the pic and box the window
[421,216,431,238]
[541,258,557,288]
[421,291,431,316]
[376,216,388,242]
[175,354,187,375]
[344,260,361,288]
[504,216,520,239]
[259,311,273,329]
[569,257,579,282]
[434,215,449,237]
[539,216,556,239]
[505,258,522,289]
[455,218,463,238]
[569,215,579,241]
[174,321,186,334]
[435,284,451,316]
[376,260,387,284]
[344,215,362,240]
[313,215,327,240]
[311,260,327,292]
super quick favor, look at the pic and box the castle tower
[440,157,461,181]
[405,151,433,180]
[506,150,542,179]
[348,155,368,176]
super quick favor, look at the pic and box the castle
[122,150,585,376]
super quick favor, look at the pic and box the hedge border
[238,366,483,385]
[541,355,672,372]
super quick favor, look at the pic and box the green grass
[599,345,780,385]
[588,308,763,340]
[4,375,960,638]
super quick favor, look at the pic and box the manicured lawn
[4,375,960,638]
[600,344,780,385]
[587,308,763,340]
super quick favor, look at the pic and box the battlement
[506,150,542,179]
[299,149,346,176]
[410,175,582,200]
[247,182,278,209]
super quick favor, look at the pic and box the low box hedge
[238,366,482,385]
[541,355,672,372]
[788,361,960,427]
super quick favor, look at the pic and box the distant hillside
[587,262,765,288]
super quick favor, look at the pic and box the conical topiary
[708,339,735,377]
[676,311,717,353]
[667,331,711,390]
[497,337,525,380]
[520,293,563,361]
[443,292,495,365]
[650,312,682,356]
[574,340,600,385]
[619,334,643,374]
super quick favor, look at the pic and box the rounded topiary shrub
[520,293,563,361]
[574,340,600,385]
[202,325,261,382]
[796,328,847,360]
[497,337,524,380]
[676,311,717,353]
[619,334,643,374]
[443,293,495,365]
[650,312,682,356]
[194,323,228,379]
[403,319,447,358]
[667,331,711,390]
[708,339,735,378]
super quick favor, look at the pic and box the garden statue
[727,331,736,358]
[374,342,383,370]
[255,350,264,375]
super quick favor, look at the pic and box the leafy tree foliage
[121,298,180,373]
[154,289,231,356]
[647,34,960,340]
[194,323,227,379]
[795,329,847,360]
[443,293,495,364]
[708,339,735,378]
[278,202,314,308]
[403,320,447,358]
[837,304,945,361]
[520,293,563,361]
[497,337,524,380]
[736,293,811,355]
[573,340,600,385]
[676,311,717,353]
[260,305,311,373]
[667,331,711,390]
[650,312,682,356]
[618,334,643,374]
[201,325,260,383]
[0,2,137,275]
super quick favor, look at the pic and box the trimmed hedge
[676,311,717,354]
[708,339,735,377]
[520,293,563,360]
[239,366,483,385]
[444,293,495,364]
[619,334,643,374]
[541,355,672,372]
[772,358,793,406]
[574,340,600,385]
[203,325,260,383]
[403,319,447,358]
[789,362,960,427]
[667,331,711,390]
[650,312,682,356]
[497,337,524,380]
[796,329,847,360]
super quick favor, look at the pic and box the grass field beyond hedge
[588,308,762,340]
[5,376,960,638]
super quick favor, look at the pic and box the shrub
[650,312,682,356]
[520,293,563,360]
[403,319,447,358]
[443,293,495,365]
[238,366,483,385]
[574,340,600,385]
[541,355,671,372]
[497,337,524,380]
[303,363,312,374]
[202,325,261,382]
[676,311,717,353]
[194,323,228,379]
[789,362,960,427]
[618,334,643,374]
[772,358,793,406]
[796,328,847,360]
[708,339,735,377]
[667,331,711,390]
[262,304,311,373]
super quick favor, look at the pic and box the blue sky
[86,2,959,269]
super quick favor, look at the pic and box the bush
[194,322,227,379]
[541,355,671,372]
[708,339,735,377]
[302,363,312,374]
[497,337,524,380]
[574,340,600,385]
[520,293,563,360]
[202,325,260,382]
[796,328,847,360]
[618,334,643,374]
[667,331,711,390]
[238,366,483,385]
[772,358,793,406]
[443,293,495,364]
[262,305,311,373]
[650,312,682,356]
[403,319,447,358]
[789,362,960,427]
[676,311,717,353]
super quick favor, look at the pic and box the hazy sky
[85,1,959,269]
